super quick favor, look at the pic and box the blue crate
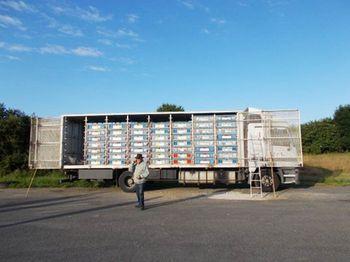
[108,123,127,129]
[173,141,191,146]
[216,115,236,121]
[195,153,214,158]
[217,146,237,152]
[218,159,237,164]
[217,134,237,140]
[195,159,215,165]
[87,123,105,129]
[195,146,214,153]
[173,128,191,134]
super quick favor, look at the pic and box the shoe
[135,205,141,208]
[140,205,145,210]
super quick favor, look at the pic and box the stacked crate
[172,121,193,165]
[129,122,149,161]
[216,114,238,165]
[85,122,106,165]
[193,115,215,165]
[107,122,127,165]
[150,122,170,165]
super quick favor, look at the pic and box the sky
[0,0,349,122]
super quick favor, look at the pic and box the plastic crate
[152,141,168,147]
[151,159,170,165]
[217,146,237,152]
[152,129,169,135]
[193,115,214,122]
[195,159,215,165]
[108,123,127,129]
[130,129,148,135]
[86,154,105,160]
[218,159,237,164]
[194,141,214,147]
[173,122,191,128]
[109,136,125,142]
[87,123,105,129]
[173,134,191,141]
[217,152,237,158]
[217,140,237,146]
[151,153,169,159]
[130,123,148,129]
[108,148,124,153]
[108,154,126,160]
[86,160,105,165]
[130,135,148,141]
[194,135,214,141]
[109,142,127,148]
[87,130,106,136]
[152,122,169,129]
[217,122,236,128]
[194,129,213,135]
[172,147,192,153]
[195,153,214,158]
[86,142,105,148]
[109,130,126,136]
[130,148,148,153]
[151,135,169,141]
[173,159,192,165]
[173,141,191,147]
[173,128,191,134]
[173,153,192,159]
[217,134,236,140]
[151,147,169,153]
[131,141,148,147]
[217,128,237,135]
[87,137,105,142]
[87,148,105,154]
[195,147,214,152]
[216,115,236,121]
[194,122,213,129]
[109,160,126,165]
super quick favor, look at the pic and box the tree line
[0,102,349,175]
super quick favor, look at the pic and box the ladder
[249,166,263,197]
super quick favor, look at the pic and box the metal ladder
[249,166,263,197]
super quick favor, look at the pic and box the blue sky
[0,0,349,122]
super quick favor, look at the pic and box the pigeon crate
[130,147,148,154]
[130,123,148,129]
[193,115,214,122]
[151,153,169,159]
[109,130,126,136]
[194,129,213,135]
[173,159,192,165]
[195,146,214,152]
[152,129,169,135]
[130,135,148,142]
[194,134,214,141]
[152,141,169,147]
[173,153,192,159]
[86,154,105,161]
[218,159,237,164]
[195,153,215,158]
[87,123,106,130]
[217,152,237,159]
[108,136,126,142]
[87,136,105,142]
[87,148,105,154]
[216,115,236,121]
[108,153,126,160]
[109,142,127,148]
[194,140,214,147]
[217,134,237,140]
[173,141,191,147]
[173,134,192,141]
[195,159,215,165]
[194,122,214,129]
[109,159,126,165]
[217,140,237,146]
[217,128,237,135]
[86,160,105,165]
[151,147,169,153]
[108,148,125,153]
[151,135,169,141]
[130,129,148,135]
[172,147,192,153]
[150,159,170,165]
[152,122,169,129]
[173,122,192,129]
[217,146,237,152]
[86,142,105,148]
[86,130,106,136]
[108,123,127,129]
[216,122,236,128]
[131,141,148,147]
[173,128,191,134]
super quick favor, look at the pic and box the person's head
[135,154,143,164]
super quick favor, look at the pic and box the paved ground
[0,185,349,262]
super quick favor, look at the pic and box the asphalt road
[0,185,349,262]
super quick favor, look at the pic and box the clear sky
[0,0,349,122]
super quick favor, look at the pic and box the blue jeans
[135,183,145,207]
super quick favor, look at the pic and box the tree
[334,104,350,151]
[156,103,185,112]
[301,118,341,154]
[0,103,30,175]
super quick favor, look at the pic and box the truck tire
[118,171,135,193]
[260,169,280,192]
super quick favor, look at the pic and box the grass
[301,153,350,186]
[0,170,107,188]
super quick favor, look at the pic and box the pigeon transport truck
[28,108,303,192]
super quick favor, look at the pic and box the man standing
[129,154,149,210]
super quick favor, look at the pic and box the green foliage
[301,118,341,154]
[334,104,350,151]
[0,103,30,175]
[156,103,185,112]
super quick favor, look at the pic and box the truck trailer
[28,108,303,192]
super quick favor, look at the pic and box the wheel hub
[126,178,134,187]
[261,176,272,187]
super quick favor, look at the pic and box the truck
[28,108,303,192]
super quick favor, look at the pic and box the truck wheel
[118,171,135,193]
[261,170,280,192]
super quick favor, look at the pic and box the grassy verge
[0,170,108,188]
[301,153,350,186]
